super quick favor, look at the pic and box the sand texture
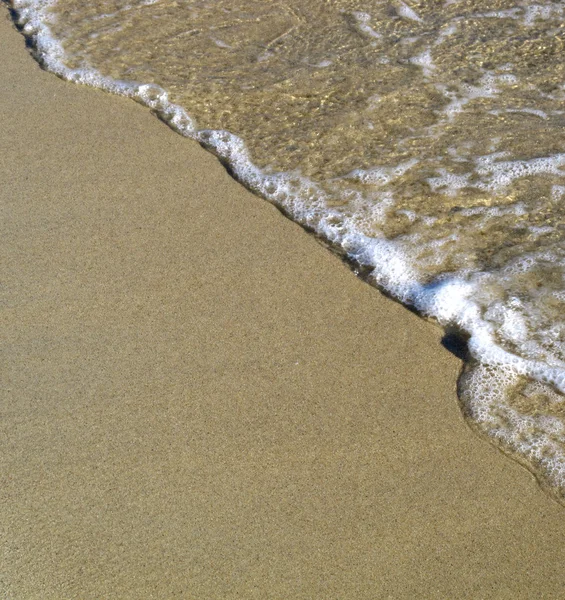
[2,9,565,599]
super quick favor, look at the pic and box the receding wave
[11,0,565,501]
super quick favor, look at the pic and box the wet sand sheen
[3,9,565,599]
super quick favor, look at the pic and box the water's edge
[8,0,565,506]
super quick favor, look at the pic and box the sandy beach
[3,8,565,598]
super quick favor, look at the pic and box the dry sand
[2,9,565,599]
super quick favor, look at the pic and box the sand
[3,8,565,599]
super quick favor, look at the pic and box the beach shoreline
[3,8,565,598]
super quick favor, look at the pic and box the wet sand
[3,9,565,599]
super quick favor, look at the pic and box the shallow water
[12,0,565,501]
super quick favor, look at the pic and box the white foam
[552,185,565,201]
[212,38,232,49]
[367,94,381,109]
[461,363,565,495]
[475,8,522,21]
[523,4,564,27]
[351,12,381,39]
[429,153,565,195]
[458,202,527,218]
[476,153,565,191]
[471,3,564,27]
[427,170,471,195]
[490,107,549,120]
[342,159,419,187]
[434,22,458,46]
[410,48,435,78]
[397,2,422,22]
[313,59,332,68]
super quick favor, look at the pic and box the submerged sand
[2,9,565,599]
